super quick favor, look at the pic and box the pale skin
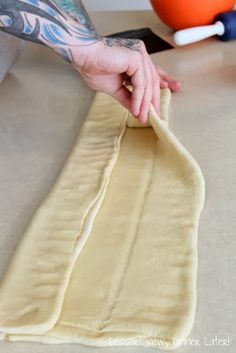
[0,0,180,123]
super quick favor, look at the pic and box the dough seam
[0,89,205,350]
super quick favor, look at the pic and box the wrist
[67,36,102,68]
[51,23,101,65]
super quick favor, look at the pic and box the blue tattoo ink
[0,15,13,27]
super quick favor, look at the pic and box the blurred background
[86,0,152,11]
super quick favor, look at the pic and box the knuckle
[139,40,146,51]
[129,54,141,71]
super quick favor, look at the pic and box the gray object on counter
[0,32,25,84]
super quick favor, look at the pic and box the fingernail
[172,80,181,89]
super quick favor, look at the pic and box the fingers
[118,42,180,123]
[111,85,132,112]
[156,66,181,92]
[160,79,168,89]
[127,42,161,123]
[129,65,146,118]
[126,43,149,121]
[138,55,154,123]
[148,56,161,116]
[78,39,180,124]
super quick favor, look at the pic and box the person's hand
[71,38,181,124]
[0,0,180,124]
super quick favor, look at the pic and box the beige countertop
[0,10,235,353]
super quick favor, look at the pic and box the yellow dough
[0,89,205,349]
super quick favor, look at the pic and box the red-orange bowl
[150,0,236,30]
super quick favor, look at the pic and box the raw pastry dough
[0,89,205,349]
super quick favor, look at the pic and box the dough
[0,89,205,349]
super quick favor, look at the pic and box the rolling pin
[174,11,236,46]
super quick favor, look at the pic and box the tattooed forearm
[0,0,99,62]
[58,0,96,34]
[0,0,142,64]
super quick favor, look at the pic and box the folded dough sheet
[0,89,205,349]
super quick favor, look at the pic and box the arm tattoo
[55,1,142,51]
[0,0,141,64]
[0,0,99,62]
[57,0,96,34]
[102,37,142,51]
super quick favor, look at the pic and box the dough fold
[0,89,205,350]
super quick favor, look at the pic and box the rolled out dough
[0,89,205,349]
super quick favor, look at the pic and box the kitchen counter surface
[0,10,235,353]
